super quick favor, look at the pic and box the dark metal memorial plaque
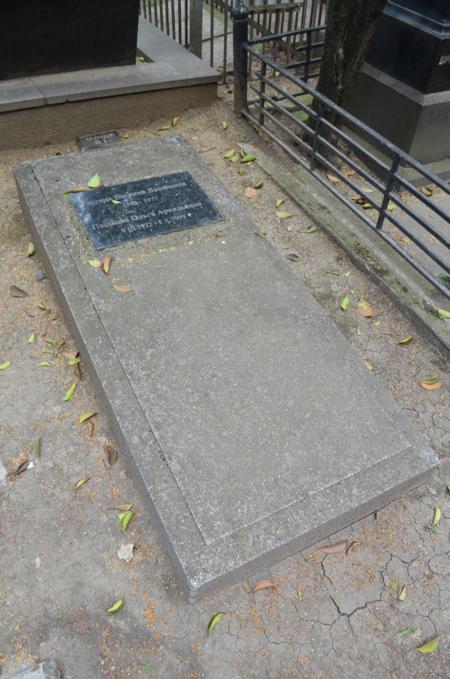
[70,171,223,249]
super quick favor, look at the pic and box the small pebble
[36,271,47,282]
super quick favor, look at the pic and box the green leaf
[390,578,397,593]
[399,335,413,345]
[416,637,439,654]
[118,510,134,532]
[396,627,416,638]
[27,242,36,257]
[423,375,440,385]
[437,273,450,290]
[79,411,97,424]
[207,612,224,635]
[223,149,236,159]
[28,333,36,344]
[38,361,51,367]
[254,180,264,189]
[107,597,125,614]
[63,382,76,402]
[433,507,442,526]
[87,174,101,189]
[398,585,407,601]
[276,211,292,219]
[68,357,81,366]
[340,296,350,311]
[306,225,318,233]
[111,199,121,205]
[241,154,256,164]
[0,361,11,370]
[88,259,102,269]
[437,308,450,319]
[32,436,41,459]
[74,478,90,490]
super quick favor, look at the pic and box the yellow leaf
[276,211,292,219]
[433,507,442,526]
[416,637,439,654]
[207,612,224,635]
[171,116,180,127]
[28,333,36,344]
[88,259,102,269]
[275,198,285,207]
[64,382,76,401]
[107,598,125,614]
[399,336,413,345]
[79,411,97,424]
[74,478,90,490]
[221,120,228,130]
[27,242,36,257]
[87,174,101,189]
[0,361,11,370]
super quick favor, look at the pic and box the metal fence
[232,11,450,299]
[139,0,327,83]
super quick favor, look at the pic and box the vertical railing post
[189,0,203,58]
[376,153,400,230]
[259,60,266,125]
[232,0,249,114]
[310,100,323,170]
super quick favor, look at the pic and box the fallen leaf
[396,627,417,638]
[437,308,450,319]
[113,503,133,511]
[63,185,89,195]
[171,116,180,127]
[88,420,95,438]
[32,437,41,459]
[254,180,264,189]
[244,186,258,199]
[63,382,76,402]
[74,478,90,490]
[362,187,374,193]
[358,299,374,318]
[88,259,103,269]
[37,301,47,310]
[276,211,292,219]
[9,285,29,298]
[28,333,36,344]
[251,580,276,593]
[102,256,112,275]
[416,637,439,654]
[320,542,347,554]
[241,154,256,164]
[0,361,11,370]
[399,336,413,345]
[118,543,134,563]
[88,174,102,189]
[275,198,285,207]
[296,587,303,601]
[118,510,134,532]
[340,296,350,311]
[68,356,81,366]
[79,411,97,424]
[390,577,397,592]
[373,320,381,327]
[398,585,407,601]
[326,174,340,184]
[363,358,374,371]
[433,507,442,526]
[137,56,145,62]
[420,376,442,391]
[305,225,318,233]
[345,539,361,555]
[111,199,121,205]
[38,361,51,367]
[27,242,36,257]
[387,202,396,212]
[420,185,433,197]
[107,598,125,614]
[105,444,119,465]
[286,253,301,262]
[224,149,236,159]
[113,284,132,293]
[8,458,30,478]
[221,120,228,130]
[120,132,129,139]
[207,612,224,635]
[394,233,410,245]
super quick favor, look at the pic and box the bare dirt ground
[0,88,449,679]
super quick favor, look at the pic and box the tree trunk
[317,0,387,116]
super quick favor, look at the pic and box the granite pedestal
[14,136,439,600]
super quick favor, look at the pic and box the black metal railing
[139,0,327,84]
[232,11,450,299]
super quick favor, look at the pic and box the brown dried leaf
[87,420,95,438]
[113,284,132,293]
[102,256,113,275]
[345,539,361,555]
[9,285,29,298]
[420,378,442,391]
[244,186,258,199]
[251,579,276,593]
[105,444,119,465]
[286,252,301,262]
[63,185,89,195]
[358,299,374,318]
[421,185,433,197]
[326,173,340,184]
[320,542,347,554]
[8,458,30,479]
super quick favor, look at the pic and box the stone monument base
[348,64,450,165]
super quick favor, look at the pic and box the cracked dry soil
[1,89,449,678]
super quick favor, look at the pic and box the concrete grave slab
[14,136,439,600]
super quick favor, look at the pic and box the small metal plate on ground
[76,131,120,151]
[69,171,223,249]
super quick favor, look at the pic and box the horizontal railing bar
[383,211,450,273]
[385,192,450,248]
[318,135,386,193]
[247,24,326,44]
[250,100,315,155]
[394,173,450,220]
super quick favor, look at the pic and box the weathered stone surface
[9,660,62,679]
[14,135,439,599]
